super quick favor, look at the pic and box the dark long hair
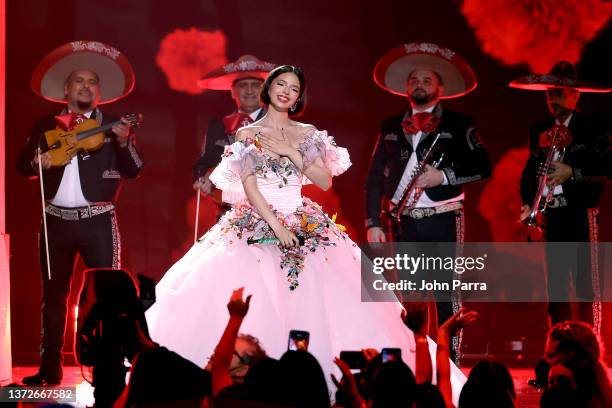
[548,321,612,408]
[459,360,515,408]
[260,65,307,115]
[279,350,330,408]
[371,360,416,408]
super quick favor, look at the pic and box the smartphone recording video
[288,330,310,351]
[339,351,367,369]
[381,348,402,363]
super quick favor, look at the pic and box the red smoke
[461,0,612,72]
[156,28,227,94]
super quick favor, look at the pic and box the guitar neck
[75,120,121,141]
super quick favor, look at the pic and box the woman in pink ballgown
[145,65,466,402]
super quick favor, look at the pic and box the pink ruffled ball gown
[145,128,466,402]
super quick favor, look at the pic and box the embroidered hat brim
[197,54,277,91]
[373,43,477,99]
[31,41,135,104]
[509,74,611,93]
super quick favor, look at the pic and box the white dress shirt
[248,107,263,121]
[50,110,94,208]
[391,106,464,208]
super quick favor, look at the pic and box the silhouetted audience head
[370,360,416,408]
[541,373,582,408]
[123,347,211,407]
[413,383,445,408]
[459,360,515,408]
[218,357,294,405]
[243,357,289,404]
[546,321,602,364]
[279,350,330,408]
[545,321,612,408]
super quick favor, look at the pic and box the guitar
[44,113,143,167]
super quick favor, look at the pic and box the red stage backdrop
[4,0,611,364]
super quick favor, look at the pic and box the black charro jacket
[192,108,266,181]
[16,109,144,204]
[365,104,491,228]
[520,112,608,209]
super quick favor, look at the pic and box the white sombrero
[31,41,135,104]
[373,42,477,99]
[197,54,276,91]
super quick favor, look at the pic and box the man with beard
[365,43,490,357]
[513,61,609,336]
[16,41,143,386]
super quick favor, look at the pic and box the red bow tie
[223,112,254,135]
[55,112,87,131]
[401,112,440,134]
[538,125,572,148]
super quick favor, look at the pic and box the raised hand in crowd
[212,288,252,395]
[331,356,367,408]
[401,301,429,336]
[437,307,478,408]
[362,348,379,364]
[227,287,252,318]
[402,301,433,384]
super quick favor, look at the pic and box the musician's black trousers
[544,206,599,327]
[397,211,458,327]
[38,211,120,376]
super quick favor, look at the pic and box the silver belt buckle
[548,197,560,208]
[78,207,89,219]
[411,208,425,219]
[60,208,79,220]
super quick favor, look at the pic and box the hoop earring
[290,104,297,113]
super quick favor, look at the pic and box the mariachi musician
[513,61,610,334]
[365,43,491,345]
[16,41,144,387]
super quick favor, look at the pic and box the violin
[43,113,143,167]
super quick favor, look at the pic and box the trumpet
[523,125,572,230]
[386,132,444,222]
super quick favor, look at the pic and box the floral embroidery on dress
[254,156,296,188]
[222,136,298,188]
[222,198,348,290]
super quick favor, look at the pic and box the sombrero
[373,42,477,99]
[509,61,611,93]
[197,54,276,91]
[31,41,135,104]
